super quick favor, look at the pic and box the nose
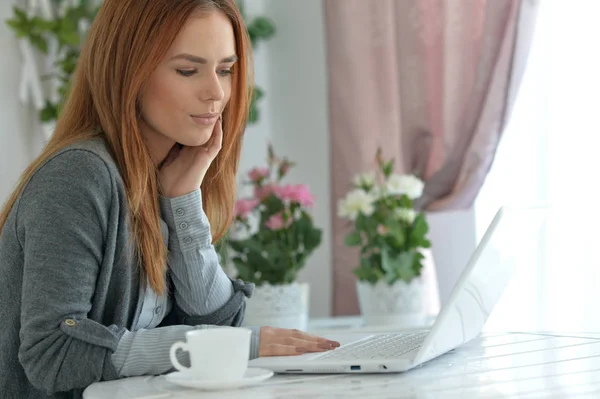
[200,72,225,102]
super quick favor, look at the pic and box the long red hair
[0,0,253,295]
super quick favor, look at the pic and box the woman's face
[139,10,237,154]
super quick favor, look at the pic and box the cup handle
[169,341,190,372]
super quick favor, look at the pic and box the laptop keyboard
[313,332,428,360]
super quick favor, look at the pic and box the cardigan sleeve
[16,150,126,394]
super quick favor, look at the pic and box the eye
[218,69,233,77]
[177,69,197,77]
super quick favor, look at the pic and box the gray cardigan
[0,138,253,399]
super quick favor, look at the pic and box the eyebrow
[170,53,238,64]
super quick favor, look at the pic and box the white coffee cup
[169,327,251,381]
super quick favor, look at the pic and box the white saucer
[165,367,274,391]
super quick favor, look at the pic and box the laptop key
[314,332,428,361]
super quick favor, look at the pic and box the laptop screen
[414,206,547,364]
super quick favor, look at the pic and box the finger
[282,337,332,352]
[209,116,223,154]
[259,344,306,357]
[161,144,181,168]
[290,329,340,348]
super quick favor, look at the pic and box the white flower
[395,208,417,224]
[370,184,386,199]
[338,189,376,221]
[386,174,424,199]
[353,172,376,188]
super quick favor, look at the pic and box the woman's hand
[259,326,341,356]
[159,117,223,198]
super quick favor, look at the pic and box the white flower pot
[242,282,309,330]
[356,279,427,327]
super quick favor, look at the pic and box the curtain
[324,0,540,315]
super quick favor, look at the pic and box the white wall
[236,0,272,182]
[0,0,35,204]
[259,0,332,318]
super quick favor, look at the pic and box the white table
[84,322,600,398]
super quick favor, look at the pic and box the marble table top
[84,331,600,398]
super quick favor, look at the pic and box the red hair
[0,0,253,295]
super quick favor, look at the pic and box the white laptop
[249,206,547,374]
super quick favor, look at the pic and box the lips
[191,113,219,125]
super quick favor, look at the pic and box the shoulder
[53,136,120,180]
[20,137,122,209]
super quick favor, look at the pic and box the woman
[0,0,339,397]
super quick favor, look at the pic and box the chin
[179,127,213,147]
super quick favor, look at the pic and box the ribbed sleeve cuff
[248,326,261,360]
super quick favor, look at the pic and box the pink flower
[292,184,315,207]
[275,184,295,201]
[265,212,291,230]
[248,167,269,183]
[254,183,278,200]
[234,198,260,220]
[277,184,315,207]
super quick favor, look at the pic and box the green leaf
[412,213,428,235]
[398,195,412,208]
[253,86,264,101]
[408,213,430,248]
[304,227,322,252]
[247,248,275,271]
[58,55,78,75]
[5,19,27,37]
[293,252,307,269]
[227,240,245,254]
[248,17,276,40]
[13,6,27,23]
[39,101,58,122]
[248,99,259,123]
[261,194,284,216]
[29,34,48,53]
[353,266,373,283]
[58,28,81,47]
[353,257,383,284]
[31,17,55,32]
[232,258,253,281]
[344,231,362,246]
[381,247,393,274]
[228,237,265,255]
[382,160,394,177]
[395,251,417,283]
[384,219,405,247]
[412,251,425,276]
[247,86,263,124]
[356,212,378,233]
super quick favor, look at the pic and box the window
[477,0,600,332]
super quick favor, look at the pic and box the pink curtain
[324,0,539,315]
